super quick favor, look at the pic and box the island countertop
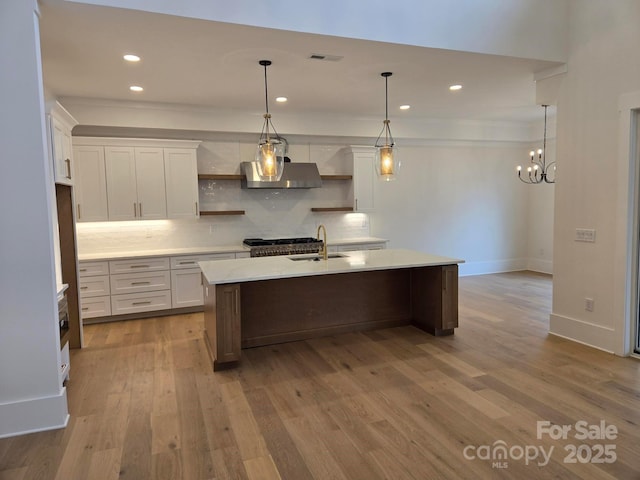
[199,248,464,285]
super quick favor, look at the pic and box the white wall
[369,143,530,275]
[551,0,640,354]
[0,0,69,437]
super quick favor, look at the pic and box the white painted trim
[0,388,69,439]
[549,314,616,354]
[533,64,568,82]
[72,136,201,149]
[527,258,553,275]
[613,91,640,356]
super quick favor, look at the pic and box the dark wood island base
[203,264,458,371]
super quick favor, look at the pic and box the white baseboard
[527,258,553,275]
[549,313,616,354]
[459,258,527,276]
[0,388,69,439]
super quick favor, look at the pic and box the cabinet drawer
[170,253,236,270]
[78,261,109,277]
[78,275,110,298]
[109,257,170,273]
[111,290,172,315]
[110,270,171,295]
[79,295,112,319]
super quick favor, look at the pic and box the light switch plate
[575,228,596,242]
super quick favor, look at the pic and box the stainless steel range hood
[241,161,322,189]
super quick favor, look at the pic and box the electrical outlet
[585,297,594,312]
[575,228,596,242]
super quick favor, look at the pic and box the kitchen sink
[288,253,346,261]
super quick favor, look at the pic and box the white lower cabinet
[170,253,236,308]
[111,290,172,316]
[79,251,245,321]
[171,269,203,308]
[78,260,111,320]
[80,296,112,318]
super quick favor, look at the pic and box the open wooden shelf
[200,210,246,216]
[320,174,352,180]
[198,174,244,180]
[311,207,354,213]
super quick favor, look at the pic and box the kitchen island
[199,249,464,370]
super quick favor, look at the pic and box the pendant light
[374,72,400,181]
[255,60,285,182]
[516,104,556,184]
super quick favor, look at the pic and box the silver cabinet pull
[132,301,152,306]
[133,202,137,217]
[81,307,88,311]
[195,201,198,214]
[139,202,143,217]
[77,204,81,220]
[178,261,196,265]
[80,286,88,290]
[65,159,71,179]
[129,265,150,269]
[131,281,151,285]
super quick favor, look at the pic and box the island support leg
[203,280,242,370]
[411,265,458,335]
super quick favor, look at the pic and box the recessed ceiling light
[129,85,144,92]
[123,54,140,62]
[449,84,463,91]
[275,96,287,103]
[399,105,411,110]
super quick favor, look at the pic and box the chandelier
[517,104,555,184]
[255,60,285,182]
[374,72,400,181]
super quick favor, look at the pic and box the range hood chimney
[241,161,322,189]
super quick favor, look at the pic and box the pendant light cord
[263,62,269,116]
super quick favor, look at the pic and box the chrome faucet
[316,224,328,260]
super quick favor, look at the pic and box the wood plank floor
[1,271,639,479]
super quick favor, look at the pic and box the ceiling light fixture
[129,85,143,92]
[275,96,288,103]
[399,105,411,110]
[449,84,462,91]
[255,60,285,182]
[516,104,555,184]
[374,72,400,181]
[123,54,140,62]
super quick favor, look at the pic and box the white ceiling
[39,0,562,125]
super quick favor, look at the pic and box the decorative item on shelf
[374,72,400,181]
[255,60,285,182]
[517,104,556,184]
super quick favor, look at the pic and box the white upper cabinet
[73,145,108,222]
[47,102,78,186]
[73,138,200,222]
[164,148,198,218]
[346,146,376,212]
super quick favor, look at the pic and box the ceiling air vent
[309,53,343,62]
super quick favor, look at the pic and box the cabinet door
[164,148,198,218]
[353,150,375,212]
[105,146,137,220]
[171,268,203,308]
[73,146,108,222]
[135,147,167,219]
[51,117,73,185]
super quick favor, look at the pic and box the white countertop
[77,237,388,262]
[200,248,463,285]
[78,245,246,261]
